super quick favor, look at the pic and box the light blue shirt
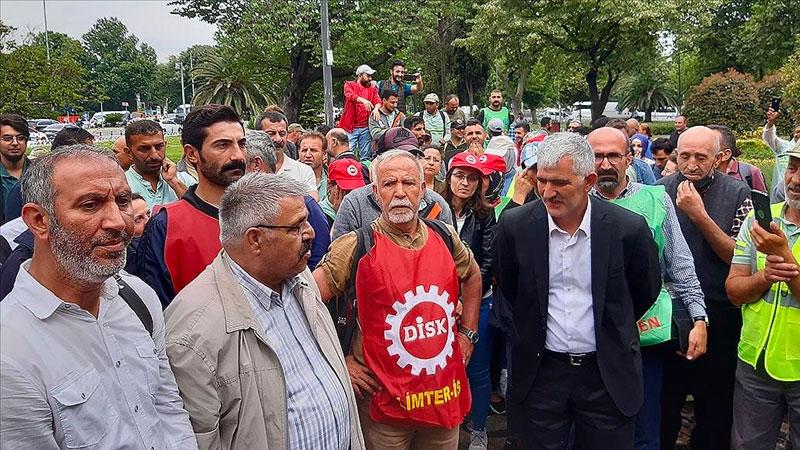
[228,258,350,450]
[125,168,197,210]
[0,265,197,450]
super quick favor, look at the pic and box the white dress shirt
[545,199,596,353]
[278,155,319,195]
[0,264,196,450]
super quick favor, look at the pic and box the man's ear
[245,227,265,254]
[184,144,200,166]
[22,203,51,242]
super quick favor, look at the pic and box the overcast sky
[1,0,217,61]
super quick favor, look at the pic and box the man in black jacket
[493,132,661,450]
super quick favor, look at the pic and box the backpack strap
[115,275,154,337]
[421,218,455,256]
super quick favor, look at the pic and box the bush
[104,113,123,126]
[738,139,773,160]
[642,121,675,136]
[683,69,761,134]
[757,73,796,135]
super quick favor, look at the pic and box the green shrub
[683,69,761,134]
[738,139,773,160]
[104,113,123,126]
[757,73,795,136]
[642,121,675,136]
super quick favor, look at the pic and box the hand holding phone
[751,190,773,233]
[771,97,782,113]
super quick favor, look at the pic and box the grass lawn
[95,135,185,162]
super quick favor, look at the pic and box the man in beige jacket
[165,173,364,450]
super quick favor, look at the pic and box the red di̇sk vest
[161,200,221,294]
[356,226,471,428]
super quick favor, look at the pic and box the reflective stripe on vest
[480,107,510,132]
[739,202,800,381]
[611,185,672,346]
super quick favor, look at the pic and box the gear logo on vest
[385,285,456,376]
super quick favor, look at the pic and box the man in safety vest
[135,104,246,306]
[475,90,514,134]
[313,149,483,449]
[588,127,708,449]
[727,142,800,449]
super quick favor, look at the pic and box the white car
[28,130,49,147]
[159,119,182,135]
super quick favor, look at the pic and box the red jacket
[340,80,380,132]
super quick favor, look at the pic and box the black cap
[451,118,466,129]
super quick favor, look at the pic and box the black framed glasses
[253,220,309,234]
[1,134,28,143]
[594,153,625,165]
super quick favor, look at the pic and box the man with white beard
[0,145,196,449]
[727,142,800,449]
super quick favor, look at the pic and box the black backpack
[328,218,455,355]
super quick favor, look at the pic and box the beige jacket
[164,252,365,450]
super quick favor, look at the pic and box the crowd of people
[1,58,800,450]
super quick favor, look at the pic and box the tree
[151,45,215,114]
[170,0,419,122]
[498,0,684,120]
[616,62,677,122]
[191,51,274,118]
[81,17,158,111]
[682,69,761,134]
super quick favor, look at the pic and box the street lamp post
[42,0,50,63]
[176,62,186,108]
[320,0,334,126]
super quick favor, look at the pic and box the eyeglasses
[253,220,310,235]
[594,153,625,165]
[1,134,28,143]
[452,172,480,183]
[423,156,442,164]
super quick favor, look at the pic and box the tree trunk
[586,67,618,121]
[644,106,652,123]
[466,78,474,118]
[281,50,314,123]
[512,69,528,118]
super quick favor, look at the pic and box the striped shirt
[592,182,707,319]
[228,260,350,450]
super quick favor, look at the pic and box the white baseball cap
[355,64,376,76]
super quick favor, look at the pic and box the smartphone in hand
[751,190,773,232]
[771,97,782,113]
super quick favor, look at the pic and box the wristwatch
[458,325,479,344]
[693,316,709,326]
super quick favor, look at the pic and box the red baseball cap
[328,159,366,191]
[449,152,484,175]
[477,153,507,175]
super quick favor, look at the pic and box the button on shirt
[228,258,350,450]
[125,168,197,210]
[546,200,596,353]
[0,264,196,450]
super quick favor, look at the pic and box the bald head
[111,135,132,170]
[326,127,349,158]
[676,126,722,181]
[625,118,640,138]
[589,127,628,151]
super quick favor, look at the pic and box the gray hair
[370,150,423,183]
[244,130,277,172]
[219,173,307,246]
[21,144,119,216]
[536,132,594,177]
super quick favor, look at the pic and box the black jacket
[453,208,495,295]
[493,197,661,418]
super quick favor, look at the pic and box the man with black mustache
[135,104,247,306]
[657,126,753,450]
[123,119,196,210]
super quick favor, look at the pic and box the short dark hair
[51,127,94,150]
[181,104,242,151]
[651,137,672,154]
[391,60,405,71]
[540,117,551,127]
[605,118,628,131]
[465,118,482,128]
[403,115,425,129]
[380,88,398,101]
[0,114,30,139]
[515,121,530,133]
[254,110,288,131]
[125,119,163,147]
[315,124,331,135]
[296,131,327,151]
[590,116,610,130]
[708,124,739,157]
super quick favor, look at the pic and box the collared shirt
[228,257,350,450]
[546,199,595,353]
[278,155,319,195]
[0,156,28,203]
[733,204,800,307]
[0,264,196,450]
[592,182,706,319]
[368,108,402,138]
[726,158,767,192]
[316,166,329,201]
[125,168,197,210]
[420,110,450,142]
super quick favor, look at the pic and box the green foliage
[780,47,800,128]
[738,139,773,160]
[103,113,123,126]
[81,17,158,111]
[191,50,273,118]
[615,61,677,122]
[757,73,796,135]
[643,122,676,136]
[682,69,761,134]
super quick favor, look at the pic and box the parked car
[29,119,57,132]
[159,119,182,135]
[88,111,131,128]
[42,123,78,141]
[28,130,50,147]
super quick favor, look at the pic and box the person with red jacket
[340,64,380,162]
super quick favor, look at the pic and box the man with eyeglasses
[0,114,32,225]
[588,127,707,450]
[165,173,365,450]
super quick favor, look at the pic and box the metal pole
[177,62,186,107]
[320,0,334,126]
[42,0,50,62]
[189,53,195,99]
